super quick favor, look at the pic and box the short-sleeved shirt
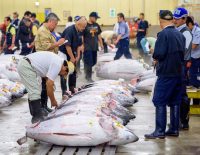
[136,20,149,38]
[191,25,200,59]
[34,24,58,53]
[59,25,83,60]
[118,21,129,39]
[83,23,102,51]
[6,24,16,36]
[27,52,64,81]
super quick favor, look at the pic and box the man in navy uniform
[173,7,192,130]
[145,10,185,139]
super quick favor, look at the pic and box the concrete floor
[0,51,200,155]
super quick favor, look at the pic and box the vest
[6,25,14,46]
[180,26,192,61]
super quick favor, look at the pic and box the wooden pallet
[35,144,117,155]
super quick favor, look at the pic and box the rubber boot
[166,105,180,137]
[41,78,52,113]
[28,99,45,124]
[180,100,190,130]
[144,106,166,139]
[41,98,52,115]
[84,64,94,82]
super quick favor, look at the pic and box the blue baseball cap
[173,7,188,19]
[74,16,81,21]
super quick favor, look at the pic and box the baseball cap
[159,10,173,20]
[63,60,75,75]
[173,7,188,19]
[89,12,100,18]
[74,16,81,21]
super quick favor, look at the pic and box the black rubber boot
[144,106,166,139]
[180,100,190,130]
[41,78,52,114]
[29,99,45,124]
[84,63,94,82]
[166,105,180,137]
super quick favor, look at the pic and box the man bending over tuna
[17,52,74,123]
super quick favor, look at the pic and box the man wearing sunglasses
[173,7,193,130]
[17,52,74,123]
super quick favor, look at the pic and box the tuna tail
[17,136,27,145]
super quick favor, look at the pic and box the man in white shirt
[17,52,74,123]
[186,16,200,104]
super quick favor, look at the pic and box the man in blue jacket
[145,10,185,139]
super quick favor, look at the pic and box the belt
[24,57,31,65]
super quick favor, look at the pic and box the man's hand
[153,60,158,65]
[51,100,58,108]
[70,57,76,64]
[8,44,15,50]
[79,44,84,53]
[76,56,80,64]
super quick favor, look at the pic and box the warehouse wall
[0,0,178,26]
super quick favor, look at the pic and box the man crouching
[17,52,74,123]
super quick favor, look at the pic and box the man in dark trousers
[60,16,87,95]
[114,13,132,60]
[136,13,149,56]
[145,10,185,139]
[173,7,192,130]
[83,12,103,82]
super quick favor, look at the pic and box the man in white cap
[17,52,74,123]
[173,7,192,130]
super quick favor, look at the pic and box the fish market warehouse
[0,0,200,154]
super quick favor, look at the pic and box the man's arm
[66,45,76,63]
[35,31,64,51]
[46,79,57,107]
[8,34,16,50]
[98,35,104,49]
[153,33,167,61]
[114,34,122,45]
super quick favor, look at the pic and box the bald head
[75,16,87,32]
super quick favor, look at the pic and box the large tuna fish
[96,59,146,80]
[25,115,138,146]
[135,77,157,92]
[17,80,139,146]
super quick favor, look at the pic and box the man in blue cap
[83,12,103,82]
[173,7,192,130]
[145,10,185,139]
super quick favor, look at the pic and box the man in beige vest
[34,13,65,113]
